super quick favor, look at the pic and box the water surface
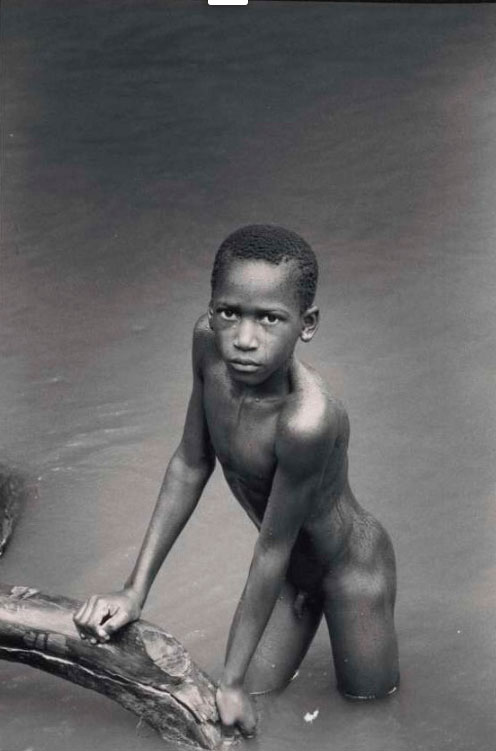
[1,3,496,750]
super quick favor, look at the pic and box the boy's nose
[234,319,258,350]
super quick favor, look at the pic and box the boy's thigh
[323,562,399,700]
[245,579,323,695]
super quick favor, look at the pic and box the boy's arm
[217,406,336,727]
[74,317,215,642]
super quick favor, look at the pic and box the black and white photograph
[1,2,495,750]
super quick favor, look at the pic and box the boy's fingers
[73,609,85,635]
[74,598,93,626]
[73,604,84,623]
[73,600,94,637]
[88,601,112,630]
[76,599,110,639]
[79,594,103,623]
[94,625,111,642]
[238,712,257,738]
[221,725,237,741]
[236,702,257,738]
[219,716,238,739]
[100,609,130,636]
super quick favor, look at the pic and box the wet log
[0,466,29,556]
[0,584,225,749]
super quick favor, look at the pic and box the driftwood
[0,584,226,749]
[0,465,29,556]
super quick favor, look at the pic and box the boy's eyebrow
[214,300,290,315]
[256,308,289,316]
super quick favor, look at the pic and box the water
[1,2,496,749]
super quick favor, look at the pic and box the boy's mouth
[229,358,261,373]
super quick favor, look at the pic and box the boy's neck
[230,358,294,401]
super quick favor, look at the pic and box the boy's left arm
[216,411,335,733]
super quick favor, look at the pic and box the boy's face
[209,258,318,387]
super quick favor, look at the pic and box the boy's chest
[203,369,281,483]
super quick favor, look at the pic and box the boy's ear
[300,305,319,342]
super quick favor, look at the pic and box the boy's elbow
[171,450,215,484]
[253,539,290,578]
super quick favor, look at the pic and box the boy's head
[211,225,318,313]
[208,225,320,386]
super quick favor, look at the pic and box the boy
[74,225,399,736]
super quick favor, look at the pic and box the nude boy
[74,225,399,735]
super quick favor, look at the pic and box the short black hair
[211,224,318,312]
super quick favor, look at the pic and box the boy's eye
[260,313,279,325]
[219,308,237,321]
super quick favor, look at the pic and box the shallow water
[1,2,496,750]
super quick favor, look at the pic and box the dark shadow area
[0,464,32,556]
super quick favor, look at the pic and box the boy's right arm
[74,318,216,643]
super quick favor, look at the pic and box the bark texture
[0,466,28,556]
[0,584,225,749]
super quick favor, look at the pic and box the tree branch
[0,583,226,749]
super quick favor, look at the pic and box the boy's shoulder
[191,313,215,372]
[193,312,212,343]
[276,363,347,475]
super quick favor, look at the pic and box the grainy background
[1,2,495,749]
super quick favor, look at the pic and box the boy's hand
[73,588,142,644]
[215,683,257,737]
